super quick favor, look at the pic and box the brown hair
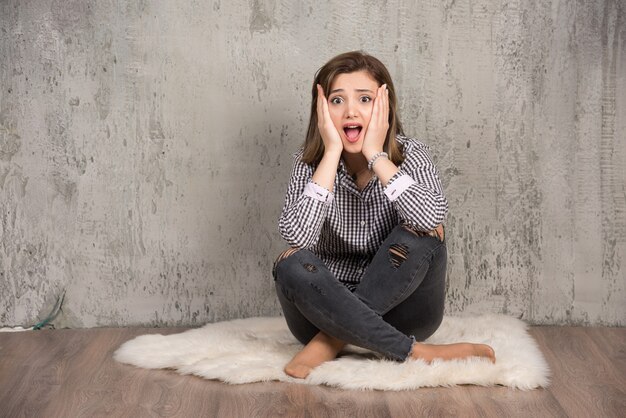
[301,51,405,165]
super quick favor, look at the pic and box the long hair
[301,51,405,165]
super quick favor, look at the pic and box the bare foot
[284,332,346,379]
[410,341,496,364]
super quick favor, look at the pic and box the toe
[284,364,311,379]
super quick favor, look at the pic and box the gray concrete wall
[1,0,624,328]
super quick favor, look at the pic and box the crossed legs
[272,224,495,378]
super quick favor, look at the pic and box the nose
[346,100,357,118]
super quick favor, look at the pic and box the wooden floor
[1,325,624,418]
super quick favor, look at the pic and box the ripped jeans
[272,223,447,362]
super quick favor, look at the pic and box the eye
[330,96,343,104]
[360,96,372,103]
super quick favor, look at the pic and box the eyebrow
[329,88,374,94]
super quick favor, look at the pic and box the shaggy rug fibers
[114,314,550,391]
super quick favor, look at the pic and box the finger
[382,84,388,118]
[317,84,326,101]
[383,84,389,123]
[317,84,324,107]
[366,95,376,137]
[321,88,332,119]
[375,85,384,124]
[316,85,324,124]
[378,85,384,123]
[373,85,382,120]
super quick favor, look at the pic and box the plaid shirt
[278,135,448,291]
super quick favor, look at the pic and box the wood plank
[583,327,626,386]
[384,386,480,418]
[1,326,624,417]
[0,330,68,417]
[529,326,626,418]
[465,385,568,417]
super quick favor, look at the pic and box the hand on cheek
[316,84,344,155]
[362,84,390,161]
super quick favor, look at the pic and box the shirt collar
[337,157,349,176]
[335,157,379,200]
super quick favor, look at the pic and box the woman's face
[327,70,380,155]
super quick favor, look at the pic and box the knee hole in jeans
[401,223,444,242]
[274,247,301,264]
[388,243,409,269]
[272,247,302,278]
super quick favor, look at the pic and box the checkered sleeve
[383,139,448,231]
[278,149,334,249]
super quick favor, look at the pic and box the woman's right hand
[316,84,343,155]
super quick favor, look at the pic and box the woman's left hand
[362,84,390,161]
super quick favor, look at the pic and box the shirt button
[360,221,366,226]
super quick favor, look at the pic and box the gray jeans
[272,224,447,361]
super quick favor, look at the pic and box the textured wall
[0,0,624,328]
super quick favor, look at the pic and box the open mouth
[343,124,363,142]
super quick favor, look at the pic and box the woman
[272,51,495,379]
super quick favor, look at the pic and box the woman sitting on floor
[272,51,495,379]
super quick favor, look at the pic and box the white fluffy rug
[113,314,550,391]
